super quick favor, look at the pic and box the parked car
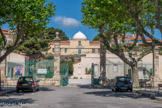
[112,76,133,92]
[16,76,39,93]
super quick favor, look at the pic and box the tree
[43,27,69,41]
[16,27,68,56]
[93,34,100,41]
[118,0,162,47]
[61,60,74,75]
[0,0,55,63]
[81,0,154,87]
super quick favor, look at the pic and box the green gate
[91,63,99,85]
[60,63,69,86]
[7,59,54,78]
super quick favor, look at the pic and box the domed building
[48,31,100,55]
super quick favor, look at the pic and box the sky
[2,0,161,40]
[47,0,98,41]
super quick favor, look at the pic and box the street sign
[37,69,47,74]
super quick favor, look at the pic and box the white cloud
[53,16,81,28]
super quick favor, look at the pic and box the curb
[0,90,16,96]
[134,90,162,101]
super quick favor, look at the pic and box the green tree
[61,59,74,75]
[16,27,68,56]
[0,0,55,63]
[43,27,69,41]
[93,34,100,41]
[81,0,155,87]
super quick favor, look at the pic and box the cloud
[53,16,81,28]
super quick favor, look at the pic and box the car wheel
[37,87,39,91]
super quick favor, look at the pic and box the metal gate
[6,59,54,78]
[60,63,69,86]
[91,63,99,85]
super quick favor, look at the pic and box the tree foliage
[61,60,74,75]
[17,27,68,56]
[93,34,100,41]
[81,0,159,87]
[0,0,55,63]
[43,27,69,41]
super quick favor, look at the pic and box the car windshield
[117,77,130,82]
[18,77,33,82]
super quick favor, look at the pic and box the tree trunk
[132,66,139,87]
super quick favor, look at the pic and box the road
[0,85,162,108]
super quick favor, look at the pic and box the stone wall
[5,78,55,86]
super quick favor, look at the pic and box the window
[113,64,118,72]
[65,48,67,53]
[52,48,54,52]
[94,64,99,73]
[138,40,142,43]
[78,41,81,46]
[92,49,95,53]
[98,49,100,53]
[106,64,108,73]
[78,49,81,54]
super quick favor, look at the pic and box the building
[48,31,100,55]
[48,31,162,86]
[1,29,14,44]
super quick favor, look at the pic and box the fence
[6,58,54,78]
[60,63,69,86]
[91,62,154,87]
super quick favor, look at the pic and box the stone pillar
[99,43,107,86]
[0,51,7,90]
[153,48,161,87]
[53,32,61,86]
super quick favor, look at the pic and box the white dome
[73,31,87,39]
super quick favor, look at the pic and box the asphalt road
[0,85,162,108]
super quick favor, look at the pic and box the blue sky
[47,0,99,41]
[2,0,161,40]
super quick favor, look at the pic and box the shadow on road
[3,86,55,97]
[39,86,55,91]
[78,84,111,89]
[79,85,148,99]
[84,90,147,99]
[0,98,36,106]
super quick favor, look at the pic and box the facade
[47,31,162,85]
[73,53,162,85]
[2,29,14,44]
[48,31,100,55]
[0,52,30,86]
[73,54,127,79]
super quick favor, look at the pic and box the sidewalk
[134,87,162,100]
[0,86,16,96]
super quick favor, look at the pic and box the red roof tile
[60,41,70,45]
[2,29,10,34]
[90,41,100,45]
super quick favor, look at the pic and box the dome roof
[73,31,87,39]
